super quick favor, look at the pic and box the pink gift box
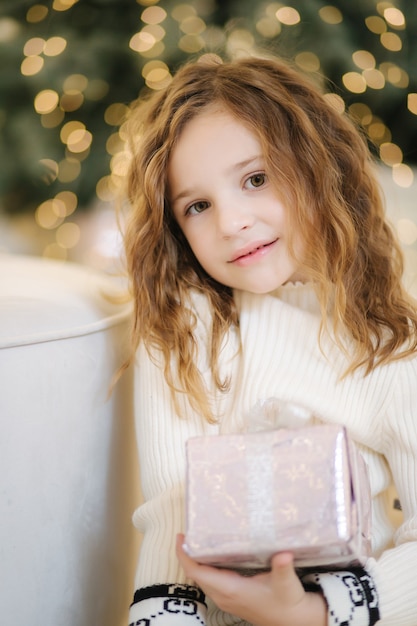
[184,424,371,570]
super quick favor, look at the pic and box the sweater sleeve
[128,336,211,624]
[301,568,380,626]
[303,355,417,626]
[128,295,238,625]
[366,355,417,625]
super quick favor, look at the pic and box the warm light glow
[171,4,197,22]
[56,222,81,248]
[57,158,81,183]
[55,190,78,216]
[202,25,225,49]
[26,5,49,23]
[381,62,409,88]
[110,152,130,177]
[5,0,417,263]
[23,37,45,56]
[380,32,402,52]
[342,72,367,94]
[43,243,67,260]
[21,55,44,76]
[265,3,282,17]
[60,91,84,112]
[352,50,375,70]
[318,6,343,25]
[66,129,93,153]
[142,60,171,89]
[198,52,223,65]
[137,0,160,6]
[44,36,67,56]
[130,30,156,53]
[408,94,417,115]
[141,6,167,24]
[39,159,59,183]
[295,51,320,72]
[256,17,281,38]
[141,60,170,81]
[105,103,129,126]
[180,16,206,35]
[143,24,166,41]
[365,16,387,34]
[349,102,372,126]
[141,41,165,58]
[368,122,390,143]
[397,218,417,245]
[362,68,385,90]
[392,164,414,189]
[34,89,59,114]
[226,29,255,56]
[51,197,67,217]
[276,7,301,25]
[96,176,116,202]
[35,199,65,229]
[63,74,89,92]
[41,107,65,128]
[178,34,204,54]
[379,142,403,166]
[0,17,20,42]
[84,79,109,101]
[106,133,124,155]
[52,0,79,11]
[384,7,405,28]
[60,120,85,144]
[323,93,345,114]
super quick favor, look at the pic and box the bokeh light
[0,0,415,270]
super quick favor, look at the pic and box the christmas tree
[0,0,416,222]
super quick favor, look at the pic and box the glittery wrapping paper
[184,424,371,570]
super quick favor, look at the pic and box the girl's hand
[176,534,327,626]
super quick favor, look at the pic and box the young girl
[122,53,417,626]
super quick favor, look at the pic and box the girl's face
[168,107,305,293]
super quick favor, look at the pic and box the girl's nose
[216,203,255,238]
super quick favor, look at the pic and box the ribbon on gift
[243,397,315,433]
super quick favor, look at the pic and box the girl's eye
[245,173,266,189]
[186,200,210,216]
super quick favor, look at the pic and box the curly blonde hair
[123,54,417,422]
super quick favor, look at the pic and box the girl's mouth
[231,239,278,264]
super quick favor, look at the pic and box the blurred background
[0,0,416,290]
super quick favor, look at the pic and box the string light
[275,7,301,25]
[34,90,60,114]
[295,51,320,72]
[408,94,417,116]
[52,0,79,11]
[6,0,416,266]
[318,6,343,25]
[141,6,167,24]
[44,36,67,56]
[26,5,49,23]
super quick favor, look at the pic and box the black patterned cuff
[129,584,207,626]
[301,569,379,626]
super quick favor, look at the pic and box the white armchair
[0,254,140,626]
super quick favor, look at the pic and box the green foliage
[0,0,416,215]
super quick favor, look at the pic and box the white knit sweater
[129,284,417,626]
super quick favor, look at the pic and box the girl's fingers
[269,551,305,603]
[177,535,301,602]
[176,534,209,575]
[176,535,246,596]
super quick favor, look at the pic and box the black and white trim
[302,568,380,626]
[129,584,207,626]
